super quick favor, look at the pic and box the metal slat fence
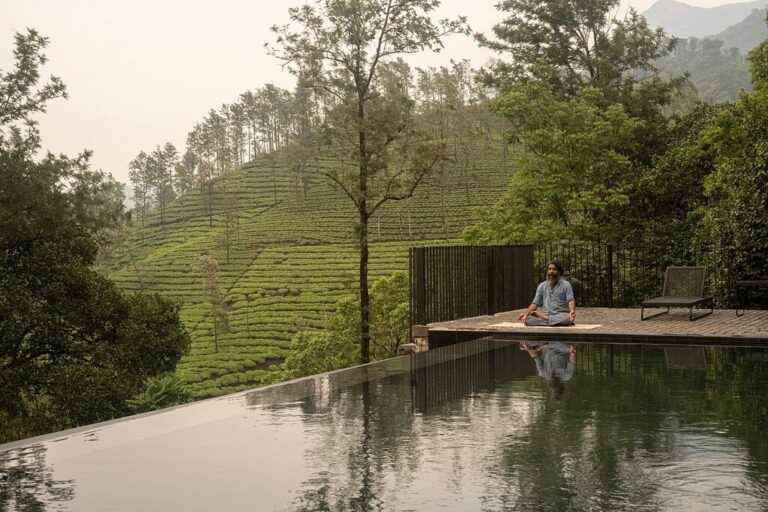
[534,242,675,308]
[409,245,535,326]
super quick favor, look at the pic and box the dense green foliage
[468,0,686,244]
[629,102,722,251]
[323,271,410,360]
[468,5,768,306]
[268,271,409,382]
[127,373,193,414]
[465,85,640,244]
[267,332,358,384]
[750,19,768,88]
[693,41,768,301]
[476,0,676,102]
[0,30,190,442]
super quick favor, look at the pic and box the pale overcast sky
[0,0,748,185]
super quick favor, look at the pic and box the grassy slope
[108,140,516,398]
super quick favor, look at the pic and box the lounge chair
[641,266,714,321]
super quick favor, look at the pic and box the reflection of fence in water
[411,339,535,413]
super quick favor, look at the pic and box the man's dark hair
[546,260,563,274]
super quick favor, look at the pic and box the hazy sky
[0,0,748,185]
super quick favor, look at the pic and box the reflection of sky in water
[1,341,767,511]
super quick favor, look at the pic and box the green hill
[706,8,768,53]
[107,141,516,398]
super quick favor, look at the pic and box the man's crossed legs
[523,312,573,327]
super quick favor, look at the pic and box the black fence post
[409,247,413,342]
[487,248,495,316]
[606,243,614,308]
[418,248,426,324]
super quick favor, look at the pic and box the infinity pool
[1,339,767,511]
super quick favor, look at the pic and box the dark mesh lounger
[640,266,714,321]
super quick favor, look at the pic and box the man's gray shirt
[532,279,575,315]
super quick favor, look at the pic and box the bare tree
[128,151,152,240]
[149,142,179,238]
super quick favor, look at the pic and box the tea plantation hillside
[108,141,516,398]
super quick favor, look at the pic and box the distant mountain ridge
[643,0,768,38]
[706,7,768,52]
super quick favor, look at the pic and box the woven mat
[490,322,602,330]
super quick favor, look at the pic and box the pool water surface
[1,339,767,511]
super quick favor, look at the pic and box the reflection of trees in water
[0,444,74,512]
[701,347,768,493]
[280,342,768,510]
[579,344,768,487]
[291,374,416,511]
[487,344,768,511]
[347,381,374,512]
[490,386,666,510]
[291,341,538,510]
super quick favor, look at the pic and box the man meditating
[518,261,576,326]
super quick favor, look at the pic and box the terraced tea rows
[110,139,517,397]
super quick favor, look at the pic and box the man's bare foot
[531,311,549,321]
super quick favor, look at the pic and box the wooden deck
[426,307,768,348]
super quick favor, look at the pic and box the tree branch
[320,169,360,208]
[368,154,438,216]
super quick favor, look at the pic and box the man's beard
[547,273,559,284]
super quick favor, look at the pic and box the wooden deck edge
[427,328,768,349]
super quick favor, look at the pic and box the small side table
[736,280,768,316]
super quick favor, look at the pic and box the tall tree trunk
[358,98,371,364]
[407,198,413,238]
[502,129,508,172]
[270,155,278,206]
[181,196,187,243]
[207,181,214,228]
[441,182,448,237]
[128,248,145,291]
[247,124,252,161]
[464,157,470,203]
[359,206,371,364]
[160,201,166,239]
[140,193,146,244]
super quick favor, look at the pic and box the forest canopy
[0,30,190,443]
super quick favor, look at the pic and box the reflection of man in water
[519,342,576,399]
